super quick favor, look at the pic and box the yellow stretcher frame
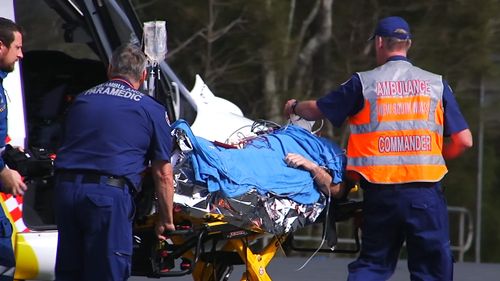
[156,209,287,281]
[171,221,285,281]
[134,198,362,281]
[133,212,285,280]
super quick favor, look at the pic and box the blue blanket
[173,120,345,204]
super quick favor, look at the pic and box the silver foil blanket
[173,152,326,235]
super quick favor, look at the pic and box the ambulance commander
[284,16,472,281]
[54,43,175,281]
[0,17,26,281]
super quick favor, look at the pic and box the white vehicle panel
[15,231,58,281]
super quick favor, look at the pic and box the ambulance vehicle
[0,0,254,280]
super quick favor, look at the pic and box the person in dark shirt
[0,17,26,281]
[284,16,472,281]
[54,43,175,281]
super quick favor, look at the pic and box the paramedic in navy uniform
[54,43,175,281]
[0,17,26,281]
[284,17,473,281]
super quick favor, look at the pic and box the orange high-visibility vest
[346,60,447,184]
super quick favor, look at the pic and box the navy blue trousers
[0,207,15,281]
[348,184,453,281]
[54,175,134,281]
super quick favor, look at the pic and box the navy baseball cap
[369,16,411,40]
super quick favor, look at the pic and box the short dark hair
[0,17,24,48]
[109,44,147,82]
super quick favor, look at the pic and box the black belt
[58,172,127,189]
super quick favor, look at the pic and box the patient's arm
[285,153,344,198]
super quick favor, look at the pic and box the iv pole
[143,21,176,122]
[144,20,167,94]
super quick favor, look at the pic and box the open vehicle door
[0,0,254,279]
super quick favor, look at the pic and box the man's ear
[107,64,113,79]
[406,40,412,50]
[376,36,384,49]
[140,69,147,83]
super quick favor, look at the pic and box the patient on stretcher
[171,119,347,234]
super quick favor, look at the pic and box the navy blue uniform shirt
[55,79,173,191]
[0,70,9,170]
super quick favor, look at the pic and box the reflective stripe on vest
[0,265,15,277]
[347,60,447,184]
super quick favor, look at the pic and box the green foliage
[409,0,500,82]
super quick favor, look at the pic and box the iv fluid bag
[144,21,167,63]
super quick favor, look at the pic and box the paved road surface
[130,257,500,280]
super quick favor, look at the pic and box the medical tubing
[224,124,253,144]
[295,189,332,271]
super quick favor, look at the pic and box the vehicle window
[16,0,98,60]
[16,0,107,151]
